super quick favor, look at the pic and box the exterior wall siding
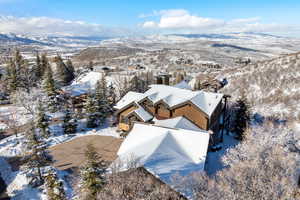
[118,99,223,134]
[119,105,138,121]
[173,103,208,130]
[156,103,171,118]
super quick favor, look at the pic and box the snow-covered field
[0,105,32,129]
[0,118,120,200]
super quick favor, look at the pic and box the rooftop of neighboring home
[115,84,224,117]
[63,71,118,97]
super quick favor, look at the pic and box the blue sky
[0,0,299,36]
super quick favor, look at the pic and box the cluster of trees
[4,50,118,135]
[118,71,154,97]
[5,50,75,95]
[23,120,67,199]
[172,122,300,200]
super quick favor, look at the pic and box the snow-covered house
[114,84,224,136]
[115,123,210,195]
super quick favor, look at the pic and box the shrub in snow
[45,169,66,200]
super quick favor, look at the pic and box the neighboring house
[114,84,224,136]
[114,123,210,198]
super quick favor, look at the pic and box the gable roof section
[153,116,202,132]
[190,91,223,117]
[114,91,144,110]
[127,106,153,122]
[115,84,223,117]
[116,123,210,186]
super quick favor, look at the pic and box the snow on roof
[154,116,202,132]
[173,80,192,90]
[191,91,223,117]
[63,71,118,97]
[63,71,103,97]
[129,106,153,122]
[114,91,144,110]
[115,84,223,117]
[116,123,209,186]
[144,85,223,117]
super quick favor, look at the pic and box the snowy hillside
[221,52,300,120]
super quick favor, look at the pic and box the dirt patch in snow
[49,135,123,170]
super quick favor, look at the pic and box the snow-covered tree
[85,93,98,128]
[0,107,19,137]
[12,87,46,116]
[66,59,75,79]
[6,49,34,93]
[42,65,59,112]
[173,123,300,200]
[24,121,52,186]
[233,92,251,140]
[54,55,74,86]
[79,143,107,200]
[94,75,109,124]
[62,110,77,134]
[41,53,49,77]
[7,57,18,92]
[34,52,43,81]
[107,83,116,108]
[45,170,66,200]
[35,101,50,138]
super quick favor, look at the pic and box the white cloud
[142,9,224,30]
[141,9,300,35]
[142,21,157,28]
[0,15,133,37]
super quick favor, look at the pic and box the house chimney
[156,76,163,84]
[162,75,170,85]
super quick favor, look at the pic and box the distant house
[114,84,225,139]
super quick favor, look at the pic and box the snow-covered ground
[0,105,32,129]
[206,133,239,175]
[0,118,121,200]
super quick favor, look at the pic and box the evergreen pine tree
[54,55,74,86]
[35,101,50,138]
[130,75,139,92]
[79,143,107,200]
[41,53,49,77]
[94,74,109,124]
[42,65,58,112]
[107,83,116,107]
[45,170,66,200]
[43,65,56,96]
[62,110,77,134]
[7,58,18,92]
[85,93,98,128]
[66,59,75,75]
[234,92,251,140]
[35,52,42,80]
[24,121,52,186]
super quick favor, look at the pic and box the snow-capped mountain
[0,33,111,48]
